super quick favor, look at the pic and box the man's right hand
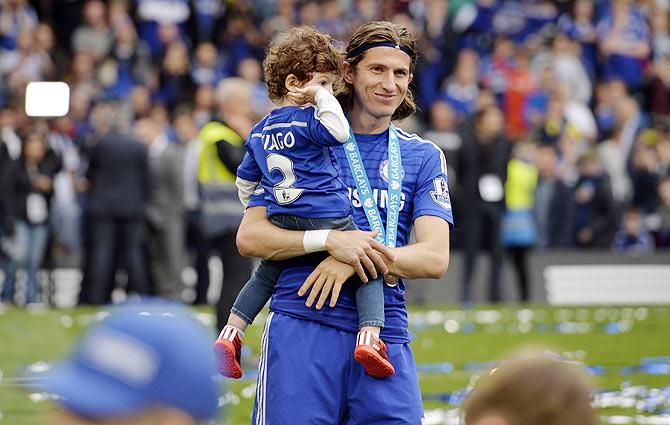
[325,229,396,282]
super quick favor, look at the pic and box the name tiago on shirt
[263,131,296,151]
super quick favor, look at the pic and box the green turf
[0,305,668,425]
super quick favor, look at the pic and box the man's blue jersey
[249,128,454,343]
[236,105,352,219]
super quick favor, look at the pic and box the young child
[213,26,394,379]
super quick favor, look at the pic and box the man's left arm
[386,215,450,280]
[389,142,454,279]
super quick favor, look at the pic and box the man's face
[343,46,413,122]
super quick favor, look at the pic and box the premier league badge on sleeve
[431,176,452,211]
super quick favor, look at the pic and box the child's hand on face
[286,86,322,105]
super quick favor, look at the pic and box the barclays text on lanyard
[343,124,403,287]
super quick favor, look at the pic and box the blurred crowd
[1,0,670,306]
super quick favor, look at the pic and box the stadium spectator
[597,0,651,90]
[413,0,459,110]
[455,105,510,302]
[558,0,598,81]
[613,204,654,253]
[237,56,272,118]
[502,141,538,302]
[650,176,670,247]
[136,0,190,58]
[135,117,184,300]
[106,16,152,99]
[32,301,219,425]
[534,143,574,248]
[480,36,514,106]
[192,83,215,128]
[191,41,226,87]
[175,110,209,304]
[0,27,53,96]
[199,77,254,330]
[548,31,592,105]
[71,0,112,62]
[0,0,38,51]
[441,48,480,122]
[236,21,452,423]
[46,116,83,258]
[424,100,462,165]
[157,41,194,109]
[462,352,597,425]
[79,103,150,305]
[1,130,61,305]
[649,0,670,64]
[573,150,618,248]
[631,134,662,213]
[656,123,670,176]
[598,96,643,204]
[502,46,538,139]
[648,55,670,121]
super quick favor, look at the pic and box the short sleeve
[236,151,262,182]
[412,143,454,226]
[247,190,268,208]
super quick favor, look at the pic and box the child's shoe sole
[214,339,243,379]
[354,345,395,378]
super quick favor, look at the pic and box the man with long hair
[237,21,453,423]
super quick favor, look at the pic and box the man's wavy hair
[335,21,418,121]
[263,26,343,103]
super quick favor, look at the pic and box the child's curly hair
[263,26,343,103]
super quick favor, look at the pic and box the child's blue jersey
[248,128,454,343]
[236,105,352,219]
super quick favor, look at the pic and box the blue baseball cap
[32,301,219,421]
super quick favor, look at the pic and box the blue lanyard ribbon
[343,124,403,249]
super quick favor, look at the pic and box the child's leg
[215,260,282,378]
[228,259,282,331]
[355,276,385,334]
[354,276,395,378]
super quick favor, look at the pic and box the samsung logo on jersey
[263,131,296,151]
[347,187,406,211]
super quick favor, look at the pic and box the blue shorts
[252,312,424,424]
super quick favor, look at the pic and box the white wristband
[303,229,331,253]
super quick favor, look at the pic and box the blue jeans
[1,220,49,304]
[231,214,385,329]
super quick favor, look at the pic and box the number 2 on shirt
[267,154,304,205]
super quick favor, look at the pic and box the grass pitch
[0,305,668,425]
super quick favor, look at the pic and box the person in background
[596,0,651,91]
[462,352,597,425]
[31,301,219,425]
[198,77,255,330]
[501,141,537,303]
[534,143,574,249]
[573,150,618,248]
[135,117,184,300]
[70,0,112,62]
[631,136,661,214]
[613,205,654,254]
[79,103,150,305]
[649,176,670,247]
[441,49,480,122]
[174,109,210,305]
[456,105,510,302]
[1,130,61,305]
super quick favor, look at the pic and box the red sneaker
[213,326,243,379]
[354,331,395,378]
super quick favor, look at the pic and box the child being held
[213,26,394,379]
